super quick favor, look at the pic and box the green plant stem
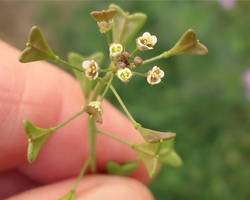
[143,51,171,65]
[88,117,98,173]
[87,72,113,174]
[72,156,92,191]
[31,107,86,141]
[106,31,112,46]
[133,71,147,78]
[92,72,113,101]
[99,74,114,102]
[110,84,137,125]
[100,68,113,73]
[55,56,84,72]
[97,129,133,147]
[130,47,138,57]
[54,107,86,130]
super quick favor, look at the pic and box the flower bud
[121,51,130,60]
[115,61,126,69]
[85,101,103,123]
[133,56,143,67]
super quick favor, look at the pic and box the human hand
[0,41,154,200]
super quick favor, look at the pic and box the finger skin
[0,41,150,184]
[0,171,37,199]
[6,175,154,200]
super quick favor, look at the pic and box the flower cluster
[81,31,164,85]
[19,5,208,196]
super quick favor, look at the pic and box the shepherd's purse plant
[19,4,208,200]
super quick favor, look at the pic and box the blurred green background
[1,1,250,200]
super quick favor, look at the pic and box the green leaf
[109,4,147,47]
[19,26,57,63]
[59,190,76,200]
[68,52,104,99]
[158,139,183,167]
[137,126,176,143]
[133,143,159,178]
[169,29,208,56]
[106,161,139,176]
[24,120,54,163]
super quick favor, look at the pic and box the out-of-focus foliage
[1,1,250,200]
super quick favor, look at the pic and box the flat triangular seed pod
[110,4,147,47]
[133,143,159,178]
[137,126,176,143]
[158,139,183,167]
[169,29,208,56]
[90,9,117,22]
[159,150,182,167]
[19,26,56,62]
[107,161,139,176]
[24,120,54,163]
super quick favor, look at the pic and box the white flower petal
[137,37,144,46]
[93,72,99,80]
[147,74,152,84]
[82,60,92,69]
[110,43,123,57]
[117,68,132,82]
[151,35,157,46]
[93,61,100,70]
[142,32,151,38]
[159,70,165,78]
[152,66,158,71]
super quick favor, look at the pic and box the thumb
[7,175,154,200]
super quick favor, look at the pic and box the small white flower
[147,66,165,85]
[109,43,123,58]
[116,67,132,83]
[137,32,157,51]
[86,101,103,123]
[82,60,100,80]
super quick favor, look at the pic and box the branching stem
[88,117,98,173]
[110,84,137,125]
[72,156,92,191]
[55,56,84,72]
[97,129,133,147]
[142,51,171,65]
[54,107,86,130]
[100,74,114,102]
[92,72,113,101]
[133,71,147,78]
[130,47,138,57]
